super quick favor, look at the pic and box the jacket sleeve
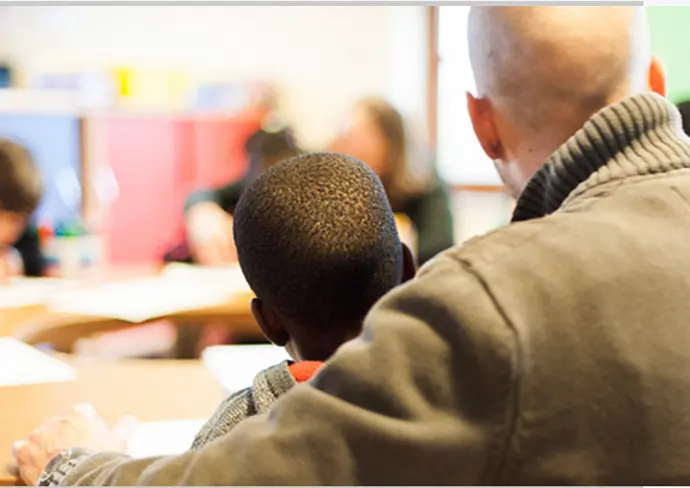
[183,181,244,214]
[190,387,254,450]
[60,254,518,486]
[13,224,44,277]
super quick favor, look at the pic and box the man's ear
[250,298,289,346]
[466,91,503,161]
[400,243,417,284]
[648,55,666,97]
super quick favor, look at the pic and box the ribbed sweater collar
[512,93,690,222]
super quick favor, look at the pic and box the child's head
[233,152,415,361]
[0,139,42,248]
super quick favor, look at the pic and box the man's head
[233,152,415,361]
[0,139,42,247]
[466,7,660,197]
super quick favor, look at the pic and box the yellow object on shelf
[112,67,191,110]
[113,67,131,97]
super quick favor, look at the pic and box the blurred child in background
[0,138,44,282]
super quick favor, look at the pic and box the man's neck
[512,92,690,222]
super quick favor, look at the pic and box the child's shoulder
[191,360,324,450]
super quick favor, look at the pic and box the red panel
[170,119,197,232]
[105,117,186,264]
[104,116,257,265]
[192,118,257,189]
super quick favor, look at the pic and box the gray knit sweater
[190,361,296,449]
[41,92,690,484]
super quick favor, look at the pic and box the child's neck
[293,324,361,362]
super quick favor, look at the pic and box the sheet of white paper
[0,337,77,387]
[160,263,250,294]
[202,344,291,393]
[47,275,238,323]
[126,419,207,458]
[0,277,72,309]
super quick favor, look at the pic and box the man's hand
[11,404,136,486]
[186,203,237,266]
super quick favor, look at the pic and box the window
[435,6,501,187]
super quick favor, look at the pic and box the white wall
[388,6,429,141]
[0,6,428,150]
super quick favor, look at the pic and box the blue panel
[0,114,81,225]
[0,66,13,89]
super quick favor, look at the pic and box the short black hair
[678,101,690,137]
[0,138,42,214]
[234,152,403,330]
[243,127,301,184]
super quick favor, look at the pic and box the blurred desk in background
[0,264,258,485]
[0,264,260,355]
[0,265,159,338]
[0,355,224,486]
[10,297,258,357]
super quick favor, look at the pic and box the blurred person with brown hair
[166,124,301,265]
[0,138,44,281]
[330,97,454,265]
[178,84,301,266]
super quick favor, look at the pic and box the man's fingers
[4,460,18,476]
[27,427,43,445]
[20,465,40,487]
[10,440,27,459]
[10,439,38,484]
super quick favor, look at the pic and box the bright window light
[437,6,500,186]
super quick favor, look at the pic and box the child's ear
[400,243,417,284]
[250,298,290,346]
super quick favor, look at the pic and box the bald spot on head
[468,7,651,136]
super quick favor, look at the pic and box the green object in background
[648,7,690,103]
